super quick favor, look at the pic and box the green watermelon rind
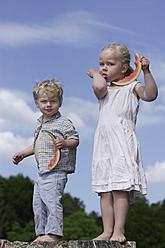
[112,53,142,86]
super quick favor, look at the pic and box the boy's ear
[35,101,39,108]
[122,64,128,74]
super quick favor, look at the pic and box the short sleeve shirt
[33,111,79,174]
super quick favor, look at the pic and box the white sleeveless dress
[92,81,147,203]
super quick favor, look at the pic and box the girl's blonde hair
[33,79,63,107]
[101,43,134,77]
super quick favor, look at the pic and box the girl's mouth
[102,74,107,79]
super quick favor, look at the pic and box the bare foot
[93,231,112,240]
[35,234,60,242]
[33,235,44,242]
[110,228,126,243]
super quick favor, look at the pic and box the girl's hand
[88,68,107,99]
[135,56,158,102]
[87,69,99,78]
[140,56,150,72]
[13,153,24,165]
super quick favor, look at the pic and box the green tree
[0,174,34,239]
[125,197,165,248]
[62,193,85,217]
[89,211,103,228]
[63,210,102,240]
[1,174,165,246]
[7,221,35,242]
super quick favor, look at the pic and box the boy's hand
[87,69,99,78]
[140,56,150,72]
[55,138,79,149]
[13,153,24,165]
[55,138,65,149]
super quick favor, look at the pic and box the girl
[87,43,158,242]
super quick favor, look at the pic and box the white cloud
[137,100,165,128]
[0,12,96,47]
[61,97,99,138]
[86,19,139,37]
[146,161,165,183]
[0,88,98,138]
[0,89,39,132]
[67,112,85,128]
[1,87,165,162]
[136,63,165,128]
[146,54,165,82]
[0,11,140,47]
[159,85,165,103]
[153,62,165,82]
[0,131,33,160]
[0,89,99,161]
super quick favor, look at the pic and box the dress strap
[127,81,140,93]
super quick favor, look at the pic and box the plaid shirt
[33,111,79,174]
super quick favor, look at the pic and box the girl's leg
[110,191,129,242]
[93,192,114,240]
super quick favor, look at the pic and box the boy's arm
[135,56,158,102]
[13,144,34,165]
[55,138,79,149]
[87,69,107,100]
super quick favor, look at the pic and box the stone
[0,240,136,248]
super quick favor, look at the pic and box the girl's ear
[122,64,128,74]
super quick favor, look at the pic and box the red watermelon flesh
[112,53,142,86]
[42,130,60,170]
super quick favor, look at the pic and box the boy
[13,79,79,242]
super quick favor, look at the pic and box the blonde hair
[33,79,63,107]
[101,43,134,77]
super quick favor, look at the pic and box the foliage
[0,174,165,248]
[61,193,85,217]
[125,197,165,248]
[7,221,35,242]
[0,174,34,239]
[63,210,102,240]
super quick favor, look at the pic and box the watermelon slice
[112,53,142,86]
[42,130,60,170]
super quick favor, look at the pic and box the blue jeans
[33,171,68,237]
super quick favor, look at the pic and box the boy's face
[36,90,60,121]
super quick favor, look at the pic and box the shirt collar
[37,111,61,124]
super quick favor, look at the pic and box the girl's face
[36,90,60,122]
[99,49,127,83]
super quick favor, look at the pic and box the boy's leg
[93,192,114,240]
[33,176,47,237]
[110,190,129,242]
[40,171,67,240]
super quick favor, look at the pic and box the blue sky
[0,0,165,214]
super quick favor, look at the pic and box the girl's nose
[103,64,107,70]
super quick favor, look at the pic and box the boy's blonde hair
[101,43,134,77]
[33,79,63,107]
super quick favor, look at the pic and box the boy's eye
[41,100,47,103]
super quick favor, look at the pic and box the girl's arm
[13,145,34,165]
[87,69,107,99]
[135,56,158,102]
